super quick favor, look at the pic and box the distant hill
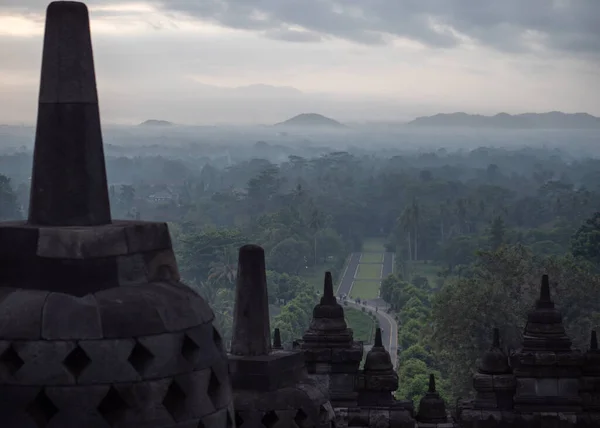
[274,113,345,128]
[406,112,600,129]
[139,120,174,127]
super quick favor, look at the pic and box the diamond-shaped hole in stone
[226,411,235,428]
[26,389,58,428]
[163,380,187,421]
[213,327,223,349]
[294,408,310,428]
[0,344,24,375]
[62,345,92,379]
[207,368,221,408]
[261,411,279,428]
[235,411,244,428]
[128,341,154,376]
[97,386,128,426]
[181,334,200,364]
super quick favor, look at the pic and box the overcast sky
[0,0,599,125]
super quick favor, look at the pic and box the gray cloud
[1,1,598,57]
[153,0,600,56]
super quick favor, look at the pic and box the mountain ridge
[274,113,346,128]
[407,111,600,129]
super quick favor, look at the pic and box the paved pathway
[336,253,360,297]
[336,251,398,368]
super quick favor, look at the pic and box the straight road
[336,252,361,297]
[337,251,398,368]
[382,252,394,278]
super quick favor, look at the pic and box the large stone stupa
[0,2,233,427]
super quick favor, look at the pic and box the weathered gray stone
[116,253,148,286]
[9,340,76,385]
[42,293,102,340]
[143,249,181,282]
[122,221,172,253]
[77,338,139,384]
[0,289,48,339]
[231,245,271,356]
[37,226,128,259]
[143,282,209,331]
[95,286,167,338]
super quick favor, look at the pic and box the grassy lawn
[360,253,383,263]
[345,307,375,344]
[362,237,387,253]
[350,280,381,300]
[356,263,382,279]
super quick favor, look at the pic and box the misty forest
[2,121,600,406]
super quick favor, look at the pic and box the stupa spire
[374,327,383,348]
[273,328,283,350]
[321,271,336,305]
[428,373,436,393]
[231,245,271,356]
[28,1,111,226]
[492,327,500,348]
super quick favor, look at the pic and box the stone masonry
[0,2,233,427]
[228,245,334,428]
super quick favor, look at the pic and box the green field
[362,238,386,253]
[301,260,339,291]
[345,307,375,344]
[360,253,383,263]
[356,263,382,279]
[350,280,381,300]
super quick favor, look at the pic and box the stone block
[37,226,128,259]
[143,249,181,282]
[310,362,333,374]
[335,407,349,428]
[9,340,76,386]
[303,347,333,362]
[122,221,172,253]
[364,373,399,391]
[170,369,219,418]
[78,338,140,384]
[389,409,415,428]
[515,377,536,396]
[473,373,493,391]
[536,378,559,396]
[491,374,516,390]
[368,408,390,428]
[473,392,498,409]
[347,406,370,427]
[42,293,102,340]
[145,282,211,331]
[0,222,39,258]
[0,289,48,339]
[330,373,356,393]
[135,331,195,379]
[95,286,167,338]
[0,384,43,428]
[331,346,363,363]
[182,324,224,369]
[557,378,579,397]
[116,253,148,286]
[43,384,117,428]
[228,351,306,391]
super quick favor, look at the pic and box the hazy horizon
[1,1,599,125]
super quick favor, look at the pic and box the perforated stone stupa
[228,245,334,428]
[0,2,233,427]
